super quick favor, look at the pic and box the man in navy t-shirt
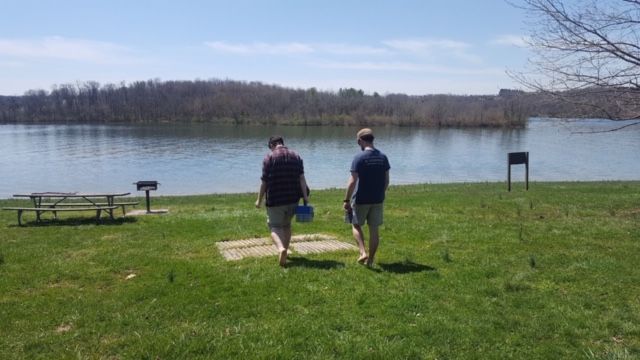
[343,128,390,266]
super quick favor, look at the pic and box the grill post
[145,190,151,213]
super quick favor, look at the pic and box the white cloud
[313,61,423,71]
[0,36,140,64]
[382,38,482,64]
[205,41,314,55]
[383,38,471,52]
[204,38,485,64]
[0,60,23,67]
[491,35,529,47]
[316,43,388,55]
[205,39,480,57]
[312,61,504,76]
[205,41,388,55]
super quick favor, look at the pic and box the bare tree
[511,0,640,129]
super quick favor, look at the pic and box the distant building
[499,89,525,97]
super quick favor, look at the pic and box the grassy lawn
[0,182,639,359]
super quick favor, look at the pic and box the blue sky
[0,0,531,96]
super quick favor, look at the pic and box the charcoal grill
[134,181,159,213]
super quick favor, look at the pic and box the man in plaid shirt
[256,136,309,267]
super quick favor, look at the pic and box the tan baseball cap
[357,128,374,139]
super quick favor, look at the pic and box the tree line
[0,79,530,127]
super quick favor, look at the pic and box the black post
[525,161,529,190]
[508,152,529,191]
[145,190,151,213]
[508,163,512,192]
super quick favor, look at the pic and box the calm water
[0,119,638,198]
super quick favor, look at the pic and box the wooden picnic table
[4,192,137,225]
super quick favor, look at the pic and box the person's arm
[256,180,266,208]
[299,174,309,204]
[343,171,358,210]
[384,170,389,191]
[257,156,269,208]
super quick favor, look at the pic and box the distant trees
[0,79,531,127]
[512,0,640,128]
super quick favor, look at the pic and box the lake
[1,118,638,198]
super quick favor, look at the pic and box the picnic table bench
[2,192,138,226]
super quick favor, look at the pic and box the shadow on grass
[11,217,137,227]
[378,261,437,274]
[287,256,345,270]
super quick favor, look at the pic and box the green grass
[1,182,639,359]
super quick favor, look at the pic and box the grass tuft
[504,273,532,292]
[529,254,537,269]
[441,248,452,263]
[584,347,632,360]
[167,269,175,283]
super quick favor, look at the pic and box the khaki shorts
[352,203,383,227]
[266,203,297,228]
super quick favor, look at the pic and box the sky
[0,0,532,96]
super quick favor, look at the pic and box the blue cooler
[295,201,314,223]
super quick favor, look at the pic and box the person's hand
[343,201,352,211]
[255,199,261,208]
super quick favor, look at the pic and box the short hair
[268,135,284,147]
[357,128,374,142]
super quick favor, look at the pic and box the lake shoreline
[156,179,640,197]
[4,180,638,200]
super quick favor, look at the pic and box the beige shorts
[266,203,297,228]
[352,203,383,227]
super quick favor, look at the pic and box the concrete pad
[216,233,357,261]
[291,240,359,255]
[216,237,271,250]
[222,245,280,261]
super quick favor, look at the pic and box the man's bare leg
[282,226,292,250]
[352,224,368,263]
[366,225,379,266]
[271,227,289,267]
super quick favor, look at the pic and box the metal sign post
[508,152,529,191]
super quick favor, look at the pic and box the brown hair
[268,136,284,148]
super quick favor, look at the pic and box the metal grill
[134,181,160,212]
[135,181,158,191]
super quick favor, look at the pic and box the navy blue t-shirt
[350,148,390,204]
